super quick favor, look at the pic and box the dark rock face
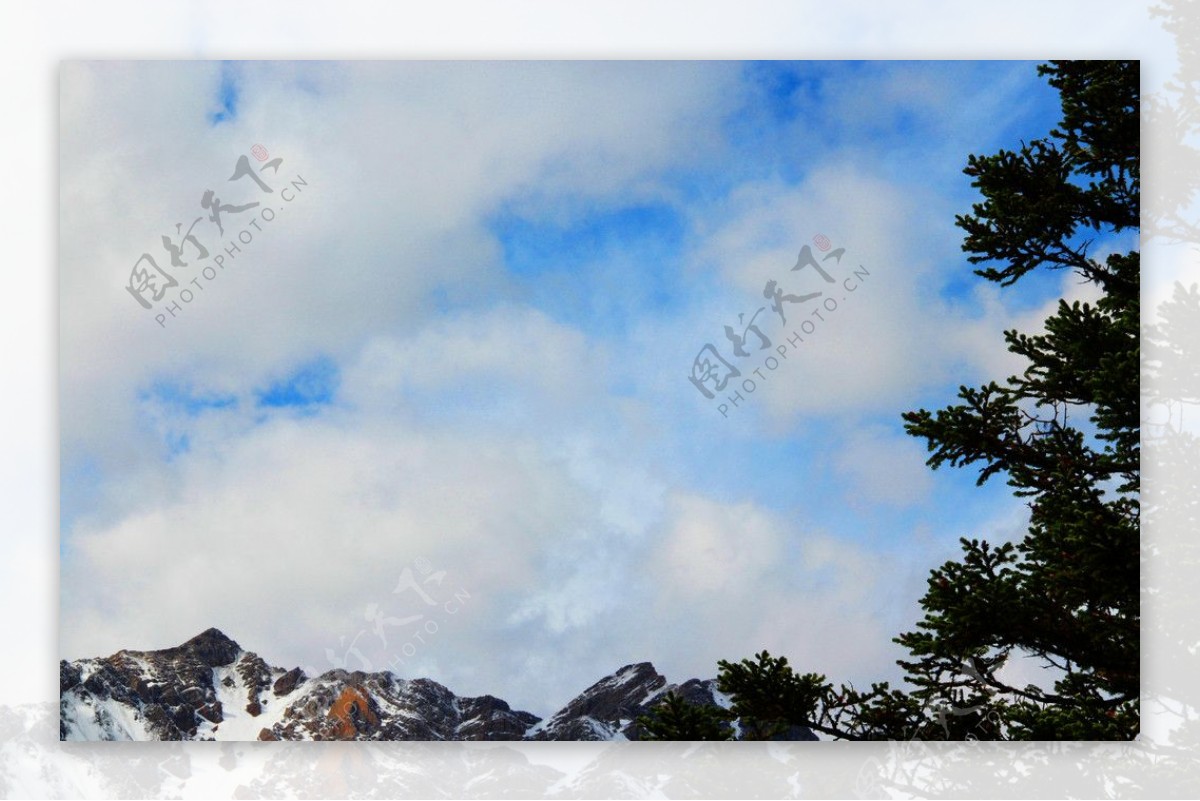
[61,628,816,742]
[161,627,242,668]
[235,652,275,711]
[457,695,541,740]
[59,660,82,694]
[64,645,232,740]
[272,667,304,697]
[530,662,667,740]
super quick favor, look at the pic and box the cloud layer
[61,60,1075,714]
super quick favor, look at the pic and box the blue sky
[58,60,1099,717]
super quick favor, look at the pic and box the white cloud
[63,408,598,692]
[660,163,1116,432]
[341,305,608,419]
[639,494,906,687]
[58,60,1064,718]
[61,300,664,710]
[653,494,785,595]
[59,60,742,490]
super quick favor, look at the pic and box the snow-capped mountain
[60,628,815,742]
[526,662,726,741]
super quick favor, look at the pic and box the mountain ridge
[60,628,816,742]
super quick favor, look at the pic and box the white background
[1,1,1196,797]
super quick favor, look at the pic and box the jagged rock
[327,686,380,739]
[237,653,274,696]
[161,628,242,667]
[59,660,82,694]
[198,703,223,724]
[530,662,670,740]
[273,667,304,697]
[60,628,816,742]
[456,695,541,741]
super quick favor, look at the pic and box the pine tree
[717,60,1140,740]
[636,691,734,741]
[896,59,1139,740]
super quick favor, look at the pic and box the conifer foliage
[690,61,1141,741]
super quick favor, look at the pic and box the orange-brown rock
[327,686,380,739]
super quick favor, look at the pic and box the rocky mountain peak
[529,661,717,741]
[163,627,242,667]
[560,662,667,721]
